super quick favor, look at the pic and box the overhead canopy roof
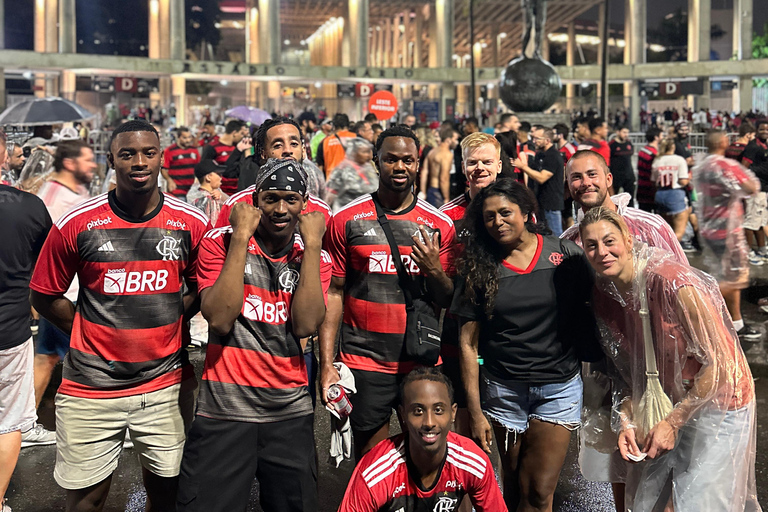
[219,0,604,67]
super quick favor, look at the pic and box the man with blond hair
[440,132,502,434]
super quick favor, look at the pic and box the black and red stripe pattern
[324,194,456,375]
[196,228,332,423]
[30,191,210,398]
[162,143,200,199]
[206,140,237,195]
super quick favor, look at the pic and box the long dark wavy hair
[458,178,549,316]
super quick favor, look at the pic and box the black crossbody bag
[372,196,442,366]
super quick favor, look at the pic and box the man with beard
[6,141,26,178]
[319,125,456,460]
[338,368,506,512]
[201,120,248,196]
[26,140,96,448]
[30,120,209,512]
[177,158,330,512]
[161,127,200,200]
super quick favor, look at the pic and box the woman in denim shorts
[452,179,601,511]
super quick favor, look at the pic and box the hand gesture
[617,427,643,461]
[211,189,222,201]
[470,411,494,454]
[410,226,442,277]
[642,420,677,459]
[237,137,253,153]
[229,202,261,236]
[298,210,326,247]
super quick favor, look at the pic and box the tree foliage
[753,23,768,88]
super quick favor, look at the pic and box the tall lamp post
[469,0,476,118]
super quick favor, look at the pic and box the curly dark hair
[375,124,420,155]
[458,178,548,316]
[253,116,303,166]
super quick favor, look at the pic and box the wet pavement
[6,252,768,511]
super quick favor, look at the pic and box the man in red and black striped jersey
[554,123,578,229]
[196,120,217,147]
[338,368,507,512]
[162,126,200,200]
[578,117,611,166]
[319,126,456,461]
[177,158,330,512]
[636,127,662,212]
[29,120,210,512]
[201,119,248,196]
[726,121,755,162]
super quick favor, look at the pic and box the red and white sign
[368,90,398,121]
[115,77,137,93]
[356,83,374,98]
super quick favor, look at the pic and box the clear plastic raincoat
[692,154,757,290]
[590,243,760,512]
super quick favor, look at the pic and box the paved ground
[6,252,768,511]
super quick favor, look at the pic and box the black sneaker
[737,325,762,342]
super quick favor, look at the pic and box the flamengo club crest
[433,496,458,512]
[278,268,300,293]
[156,235,181,261]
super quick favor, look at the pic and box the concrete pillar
[688,0,710,109]
[170,0,186,60]
[258,0,280,64]
[566,22,575,109]
[428,4,437,68]
[44,0,58,53]
[402,10,411,67]
[441,83,456,120]
[392,15,401,68]
[383,18,391,67]
[172,76,186,125]
[149,0,160,59]
[60,69,76,101]
[597,2,606,99]
[34,0,57,98]
[58,0,76,54]
[434,0,453,69]
[346,0,368,67]
[734,78,752,113]
[625,0,646,130]
[733,0,752,61]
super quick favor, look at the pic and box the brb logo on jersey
[103,268,169,294]
[156,235,181,261]
[243,294,288,324]
[368,251,419,274]
[433,496,458,512]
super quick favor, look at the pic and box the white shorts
[54,379,197,490]
[743,192,768,231]
[0,338,36,435]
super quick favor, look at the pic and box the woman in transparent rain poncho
[578,207,760,512]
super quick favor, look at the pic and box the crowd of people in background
[0,102,765,512]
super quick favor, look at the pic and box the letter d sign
[664,82,678,95]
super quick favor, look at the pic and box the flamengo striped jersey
[439,193,469,358]
[636,144,658,208]
[162,143,200,199]
[29,191,210,398]
[205,140,237,195]
[561,193,687,264]
[215,185,332,229]
[196,229,332,422]
[324,194,456,374]
[337,432,505,512]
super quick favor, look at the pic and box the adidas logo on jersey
[363,228,377,237]
[97,241,115,252]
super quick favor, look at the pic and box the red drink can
[327,384,353,418]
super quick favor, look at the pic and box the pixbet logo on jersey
[166,219,187,230]
[103,268,169,294]
[368,251,419,274]
[242,294,288,324]
[87,216,112,230]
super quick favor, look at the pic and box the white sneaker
[21,423,56,448]
[2,500,12,512]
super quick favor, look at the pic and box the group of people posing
[0,112,762,512]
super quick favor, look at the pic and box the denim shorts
[36,317,70,359]
[654,188,687,215]
[481,369,583,435]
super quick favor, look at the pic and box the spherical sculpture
[499,56,562,112]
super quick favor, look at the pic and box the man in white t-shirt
[27,140,95,447]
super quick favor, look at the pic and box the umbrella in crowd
[225,105,271,125]
[0,97,94,126]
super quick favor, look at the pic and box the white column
[626,0,646,130]
[258,0,280,64]
[58,0,76,54]
[347,0,368,67]
[732,0,752,113]
[435,0,453,69]
[688,0,711,109]
[566,22,575,109]
[170,0,186,60]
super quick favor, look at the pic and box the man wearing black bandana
[177,158,332,512]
